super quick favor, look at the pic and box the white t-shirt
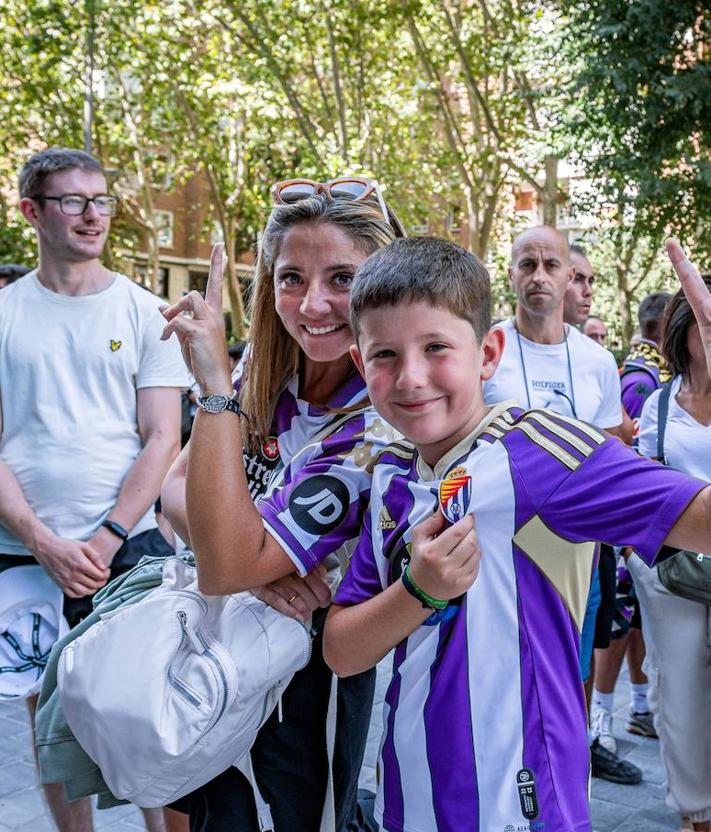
[484,318,622,428]
[638,376,711,481]
[0,272,188,555]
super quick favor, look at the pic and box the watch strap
[101,519,129,542]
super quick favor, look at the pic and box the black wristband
[101,519,129,542]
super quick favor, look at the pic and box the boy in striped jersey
[324,237,711,832]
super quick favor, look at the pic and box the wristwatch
[196,391,242,415]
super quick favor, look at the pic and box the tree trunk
[542,155,558,227]
[223,220,246,339]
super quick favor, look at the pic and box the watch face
[201,394,229,413]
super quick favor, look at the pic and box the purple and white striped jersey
[335,402,705,832]
[251,372,402,575]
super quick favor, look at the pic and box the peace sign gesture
[160,243,233,395]
[666,238,711,380]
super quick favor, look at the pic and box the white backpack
[57,558,311,811]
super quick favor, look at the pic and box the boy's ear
[349,343,366,379]
[480,326,505,382]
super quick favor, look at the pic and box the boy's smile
[351,300,503,465]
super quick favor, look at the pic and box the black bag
[655,382,711,606]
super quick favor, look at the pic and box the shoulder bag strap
[656,382,673,464]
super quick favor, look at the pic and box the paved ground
[0,666,678,831]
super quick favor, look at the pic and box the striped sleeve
[259,413,393,575]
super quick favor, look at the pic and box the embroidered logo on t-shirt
[439,467,471,524]
[109,339,122,352]
[378,506,397,530]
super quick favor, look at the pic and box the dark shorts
[182,607,376,832]
[593,544,617,649]
[0,527,174,628]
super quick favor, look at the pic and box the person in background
[583,315,608,346]
[628,276,711,832]
[0,148,186,831]
[0,262,31,289]
[589,291,674,756]
[563,242,594,327]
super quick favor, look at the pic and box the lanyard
[514,320,578,418]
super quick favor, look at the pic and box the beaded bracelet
[401,563,449,611]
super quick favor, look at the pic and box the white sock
[630,682,649,714]
[592,689,614,715]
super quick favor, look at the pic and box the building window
[189,271,208,296]
[156,267,170,298]
[514,190,535,212]
[446,205,462,234]
[155,210,174,248]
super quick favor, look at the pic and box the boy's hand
[666,238,711,379]
[408,510,481,601]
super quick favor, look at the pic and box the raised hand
[160,243,232,395]
[666,238,711,379]
[408,510,481,601]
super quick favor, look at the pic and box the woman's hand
[160,243,232,395]
[253,566,332,621]
[666,238,711,380]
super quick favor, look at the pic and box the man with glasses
[483,226,645,786]
[0,148,187,832]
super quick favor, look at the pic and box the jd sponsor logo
[289,475,349,534]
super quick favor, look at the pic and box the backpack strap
[656,382,673,464]
[235,752,275,831]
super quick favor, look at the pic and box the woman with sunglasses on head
[160,178,405,832]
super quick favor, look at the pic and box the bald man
[484,226,623,431]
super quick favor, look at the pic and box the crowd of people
[0,147,709,832]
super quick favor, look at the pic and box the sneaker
[590,705,618,754]
[590,739,643,785]
[626,710,658,738]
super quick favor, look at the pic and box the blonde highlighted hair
[240,192,404,447]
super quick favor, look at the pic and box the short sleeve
[259,414,386,575]
[536,437,706,566]
[136,298,189,389]
[637,388,662,460]
[333,509,383,605]
[593,352,623,429]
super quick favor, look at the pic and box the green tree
[559,0,710,258]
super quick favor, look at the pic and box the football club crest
[261,436,280,461]
[438,467,471,524]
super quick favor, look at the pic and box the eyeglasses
[271,177,388,222]
[32,194,118,216]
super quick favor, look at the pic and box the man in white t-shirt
[483,225,645,786]
[0,148,187,831]
[484,226,623,428]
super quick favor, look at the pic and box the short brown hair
[18,148,105,199]
[662,275,711,380]
[350,237,491,342]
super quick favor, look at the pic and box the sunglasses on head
[271,176,389,222]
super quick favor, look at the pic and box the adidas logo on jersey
[378,506,397,530]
